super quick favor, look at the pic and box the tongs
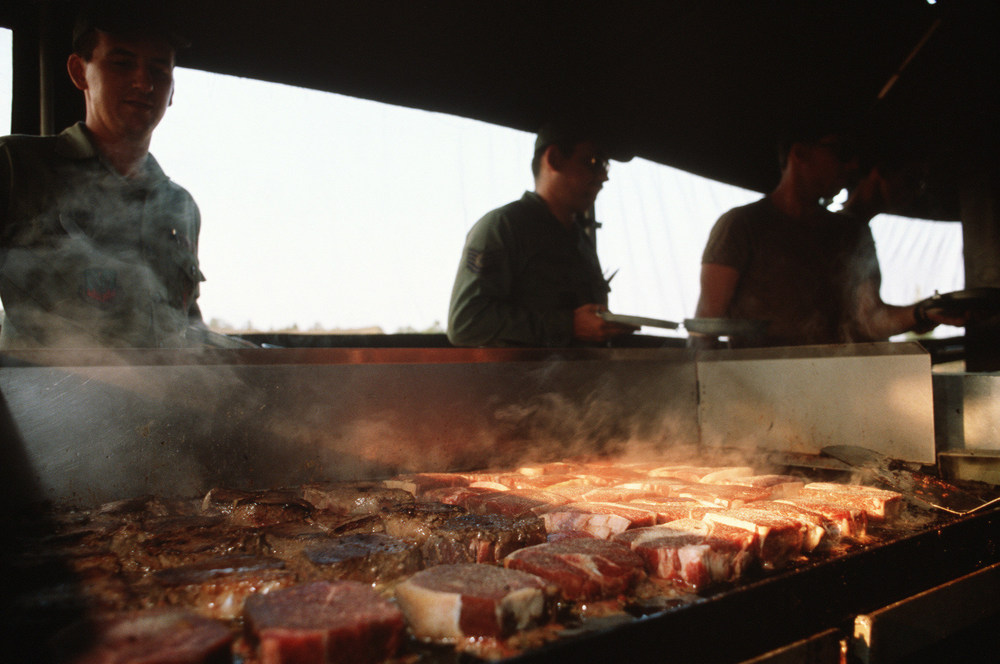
[822,445,1000,516]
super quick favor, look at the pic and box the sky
[0,28,966,337]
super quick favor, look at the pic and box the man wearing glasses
[447,122,636,347]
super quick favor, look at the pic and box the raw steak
[718,474,805,499]
[52,608,233,664]
[703,509,805,569]
[777,497,868,540]
[800,482,903,522]
[503,537,645,601]
[627,498,721,523]
[245,580,404,664]
[394,564,550,640]
[745,501,829,551]
[541,502,657,538]
[647,465,750,482]
[578,487,660,503]
[619,477,692,497]
[674,484,772,508]
[614,519,752,588]
[466,489,568,517]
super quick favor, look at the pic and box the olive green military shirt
[0,123,205,348]
[447,191,610,347]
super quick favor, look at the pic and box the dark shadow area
[0,392,87,663]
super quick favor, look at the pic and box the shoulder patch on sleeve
[465,247,500,275]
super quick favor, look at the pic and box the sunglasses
[580,155,611,175]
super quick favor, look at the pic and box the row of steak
[7,458,906,663]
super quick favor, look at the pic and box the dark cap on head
[73,0,191,54]
[533,121,634,164]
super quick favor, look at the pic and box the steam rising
[0,152,201,350]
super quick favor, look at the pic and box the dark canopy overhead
[3,0,996,219]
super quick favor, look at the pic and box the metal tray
[599,312,680,330]
[922,288,1000,317]
[683,317,769,338]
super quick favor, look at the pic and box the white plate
[598,312,680,330]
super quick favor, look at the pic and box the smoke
[0,155,202,350]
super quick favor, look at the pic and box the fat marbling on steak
[503,537,645,601]
[776,496,868,540]
[394,563,551,641]
[800,482,903,522]
[245,580,405,664]
[614,518,756,588]
[703,509,806,569]
[540,502,657,538]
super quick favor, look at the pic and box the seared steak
[228,493,314,528]
[110,515,265,573]
[263,522,334,560]
[381,502,465,543]
[383,473,469,497]
[150,555,296,619]
[421,513,545,565]
[300,482,413,515]
[302,533,422,584]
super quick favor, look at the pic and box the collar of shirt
[55,121,169,184]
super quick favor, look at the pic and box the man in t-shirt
[694,123,951,347]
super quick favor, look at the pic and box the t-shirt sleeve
[701,207,752,270]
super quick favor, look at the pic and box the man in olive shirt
[0,4,206,348]
[447,124,636,347]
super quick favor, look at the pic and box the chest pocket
[160,227,205,309]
